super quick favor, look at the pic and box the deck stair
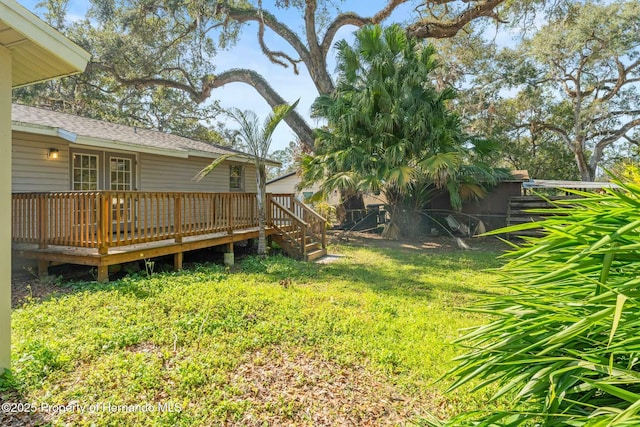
[267,194,327,261]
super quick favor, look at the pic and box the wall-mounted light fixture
[47,148,59,160]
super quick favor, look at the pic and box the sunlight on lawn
[5,241,504,426]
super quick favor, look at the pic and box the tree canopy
[24,0,544,151]
[459,1,640,180]
[301,24,507,236]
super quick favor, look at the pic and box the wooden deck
[12,192,327,281]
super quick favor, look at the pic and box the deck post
[98,193,110,255]
[174,252,183,271]
[174,194,182,243]
[302,224,307,259]
[37,260,49,277]
[227,195,233,234]
[224,242,234,266]
[37,194,48,249]
[96,265,109,283]
[265,193,272,227]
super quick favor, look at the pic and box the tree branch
[304,0,320,58]
[593,117,640,155]
[599,58,640,102]
[406,0,505,39]
[222,4,312,67]
[212,68,315,152]
[320,0,407,56]
[519,121,573,148]
[90,62,213,103]
[256,15,302,73]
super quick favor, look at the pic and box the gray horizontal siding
[12,131,69,192]
[139,153,257,193]
[12,131,258,194]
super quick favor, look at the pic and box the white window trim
[109,156,134,191]
[71,152,100,191]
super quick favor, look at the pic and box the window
[72,153,99,190]
[110,157,133,190]
[302,191,314,201]
[230,165,243,191]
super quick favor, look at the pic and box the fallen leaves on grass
[227,347,426,426]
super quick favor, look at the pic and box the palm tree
[195,101,298,254]
[301,24,505,238]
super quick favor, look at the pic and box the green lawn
[4,241,504,426]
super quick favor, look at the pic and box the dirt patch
[328,230,509,253]
[10,271,74,309]
[226,347,437,426]
[0,389,50,427]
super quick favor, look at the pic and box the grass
[5,241,504,426]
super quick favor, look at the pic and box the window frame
[71,151,100,191]
[69,149,138,191]
[108,155,134,191]
[229,164,244,192]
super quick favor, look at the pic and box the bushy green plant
[437,180,640,426]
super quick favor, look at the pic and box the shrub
[437,180,640,426]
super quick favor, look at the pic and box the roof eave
[187,150,281,167]
[266,171,297,184]
[12,122,190,158]
[2,0,90,87]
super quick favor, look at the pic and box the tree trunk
[256,164,268,255]
[574,150,594,181]
[381,186,403,240]
[213,69,315,152]
[307,54,335,95]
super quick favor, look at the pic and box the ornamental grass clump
[440,180,640,426]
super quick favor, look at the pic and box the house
[11,104,267,194]
[267,171,385,205]
[11,106,328,282]
[1,0,90,371]
[267,171,334,203]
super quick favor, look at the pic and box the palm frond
[262,99,299,149]
[193,153,236,182]
[419,152,460,188]
[440,179,640,425]
[386,165,415,189]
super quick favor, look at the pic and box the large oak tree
[51,0,522,151]
[485,1,640,181]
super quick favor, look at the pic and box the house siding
[12,131,69,192]
[266,174,300,194]
[139,153,257,193]
[11,132,259,194]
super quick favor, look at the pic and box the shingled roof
[11,104,278,164]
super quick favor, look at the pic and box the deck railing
[269,194,327,250]
[12,191,259,253]
[12,191,326,257]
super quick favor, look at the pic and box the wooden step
[305,248,327,262]
[508,202,559,209]
[305,242,320,252]
[506,208,563,216]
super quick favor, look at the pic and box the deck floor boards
[13,227,274,268]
